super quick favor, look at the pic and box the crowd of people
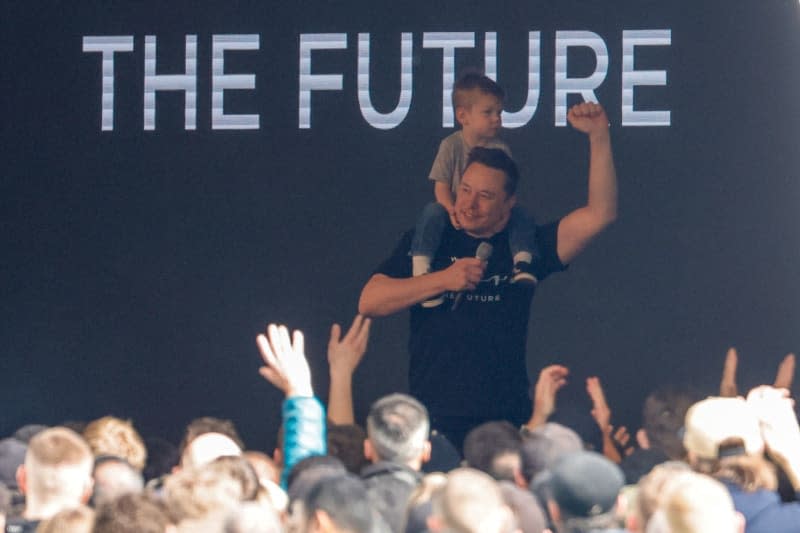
[4,74,797,533]
[1,316,798,533]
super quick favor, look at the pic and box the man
[545,451,626,533]
[7,427,94,533]
[362,393,430,533]
[359,102,617,448]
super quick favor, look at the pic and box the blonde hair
[36,505,95,533]
[659,472,739,533]
[83,416,147,471]
[25,427,93,505]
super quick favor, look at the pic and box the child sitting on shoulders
[411,71,541,307]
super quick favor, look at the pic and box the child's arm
[434,181,460,229]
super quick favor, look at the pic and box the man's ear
[80,477,94,504]
[546,500,561,525]
[363,439,375,462]
[313,509,336,532]
[513,467,527,489]
[16,464,26,495]
[421,440,432,464]
[636,429,650,449]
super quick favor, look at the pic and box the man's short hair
[36,504,95,533]
[463,421,522,482]
[180,417,245,456]
[327,423,369,475]
[91,455,144,506]
[304,473,377,533]
[25,427,93,505]
[366,393,430,464]
[93,492,172,533]
[163,461,247,522]
[642,386,700,460]
[83,416,147,471]
[432,467,515,533]
[452,71,505,111]
[659,471,741,533]
[466,147,520,196]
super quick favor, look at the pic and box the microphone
[451,241,493,310]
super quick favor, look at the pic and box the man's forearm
[587,130,618,225]
[358,272,449,317]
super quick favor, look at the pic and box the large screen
[4,1,799,447]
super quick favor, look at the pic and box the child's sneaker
[511,262,538,286]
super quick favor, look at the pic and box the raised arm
[556,102,618,265]
[256,323,325,489]
[327,315,371,425]
[358,258,486,317]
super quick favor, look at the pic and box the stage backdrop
[4,1,800,448]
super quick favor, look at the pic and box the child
[411,72,540,307]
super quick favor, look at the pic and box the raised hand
[774,353,796,390]
[720,347,738,397]
[525,364,569,430]
[567,101,610,138]
[328,315,371,380]
[586,376,612,434]
[256,324,313,397]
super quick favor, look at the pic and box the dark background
[3,1,799,451]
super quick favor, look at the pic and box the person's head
[519,422,583,486]
[302,473,377,533]
[682,396,776,491]
[210,455,261,502]
[179,417,245,457]
[365,394,430,469]
[82,416,147,472]
[17,427,94,520]
[546,451,625,533]
[630,461,692,533]
[640,385,700,460]
[429,467,516,533]
[243,450,280,486]
[91,455,144,506]
[452,72,505,143]
[463,421,522,482]
[224,501,282,533]
[326,423,369,475]
[180,432,243,470]
[0,482,11,532]
[93,492,173,533]
[163,462,244,523]
[651,471,744,533]
[454,148,519,238]
[36,504,95,533]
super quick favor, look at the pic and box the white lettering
[554,31,609,126]
[357,33,413,129]
[82,36,134,131]
[298,33,347,129]
[144,35,197,130]
[622,30,671,126]
[212,34,260,130]
[422,32,476,127]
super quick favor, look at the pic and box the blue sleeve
[280,395,327,490]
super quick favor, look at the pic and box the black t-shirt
[374,221,565,420]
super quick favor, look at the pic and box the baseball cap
[682,397,763,460]
[548,451,624,518]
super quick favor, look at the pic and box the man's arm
[327,315,371,425]
[358,258,486,317]
[556,102,618,265]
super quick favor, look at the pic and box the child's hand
[449,209,462,229]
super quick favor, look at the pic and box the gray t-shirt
[428,131,512,194]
